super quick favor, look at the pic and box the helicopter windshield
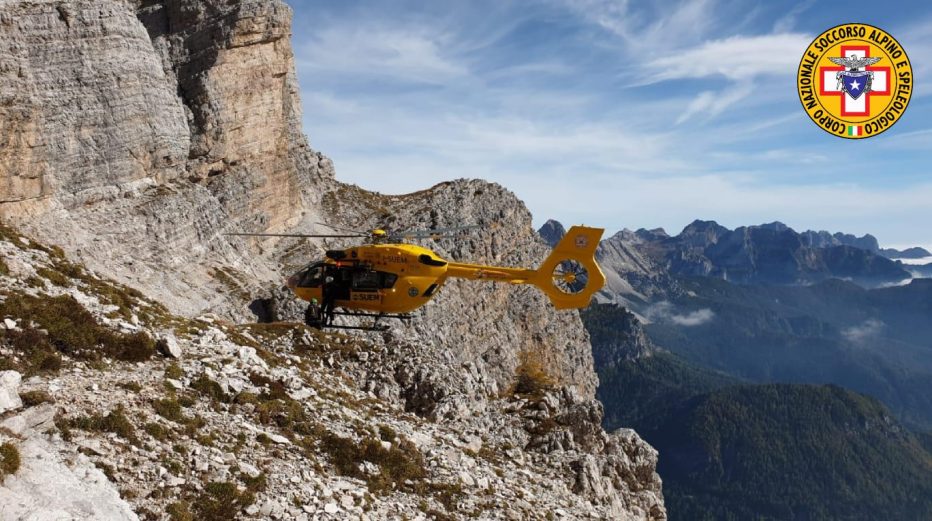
[297,262,327,288]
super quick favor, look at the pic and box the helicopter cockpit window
[298,264,325,288]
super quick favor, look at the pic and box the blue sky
[286,0,932,248]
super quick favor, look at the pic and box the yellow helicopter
[229,224,605,331]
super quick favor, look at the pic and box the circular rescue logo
[797,23,912,139]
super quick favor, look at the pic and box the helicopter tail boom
[444,226,605,310]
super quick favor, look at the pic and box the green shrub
[378,424,398,442]
[234,392,259,405]
[166,501,194,521]
[191,374,229,403]
[104,331,156,362]
[255,395,319,437]
[241,472,267,493]
[19,390,54,407]
[0,293,156,369]
[0,326,61,376]
[118,381,142,392]
[164,363,184,380]
[0,442,20,480]
[513,351,556,398]
[54,413,73,441]
[36,267,72,287]
[68,405,138,445]
[193,481,256,520]
[153,398,185,423]
[144,422,170,441]
[320,431,427,494]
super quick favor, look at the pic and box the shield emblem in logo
[840,70,872,100]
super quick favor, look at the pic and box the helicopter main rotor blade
[225,233,367,239]
[394,234,459,241]
[313,222,369,235]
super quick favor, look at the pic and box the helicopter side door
[348,269,382,304]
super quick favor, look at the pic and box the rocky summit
[0,1,665,519]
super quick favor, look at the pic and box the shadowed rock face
[538,219,566,247]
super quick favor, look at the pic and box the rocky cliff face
[0,0,665,519]
[0,0,332,317]
[0,201,664,520]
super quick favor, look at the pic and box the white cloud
[639,33,810,84]
[645,301,715,326]
[297,26,467,84]
[676,80,754,123]
[842,319,885,343]
[898,17,932,96]
[560,0,717,51]
[877,128,932,151]
[771,0,814,33]
[596,21,811,120]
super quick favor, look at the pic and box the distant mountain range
[541,218,929,309]
[545,219,932,520]
[603,219,915,288]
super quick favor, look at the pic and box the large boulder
[0,371,23,414]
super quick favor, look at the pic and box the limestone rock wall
[0,0,190,212]
[0,0,332,316]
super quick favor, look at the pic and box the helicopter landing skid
[310,310,414,332]
[329,311,414,321]
[325,323,390,332]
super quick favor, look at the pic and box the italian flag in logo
[847,125,862,137]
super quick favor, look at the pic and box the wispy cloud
[560,0,718,51]
[771,0,814,33]
[297,26,467,84]
[842,319,885,343]
[638,33,810,83]
[646,301,716,326]
[898,16,932,96]
[636,32,811,121]
[676,80,754,123]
